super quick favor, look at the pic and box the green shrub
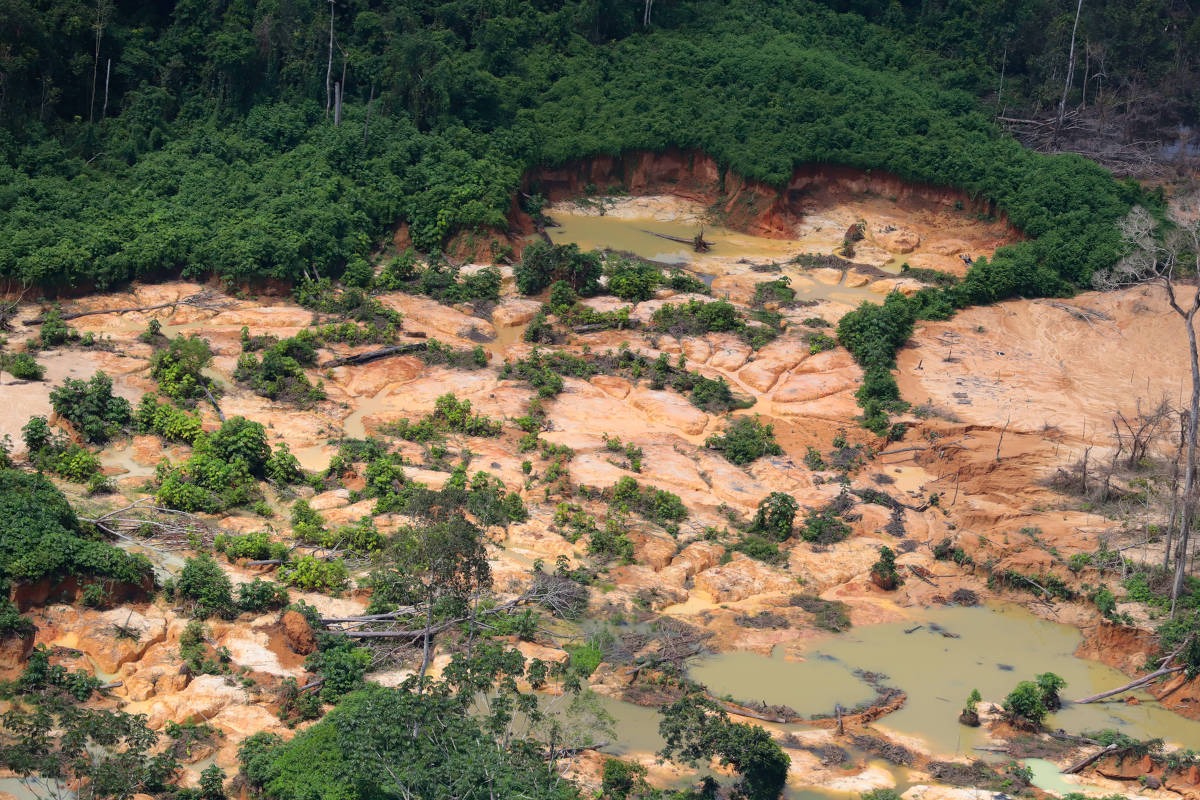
[237,580,290,613]
[652,299,741,336]
[587,519,635,564]
[606,257,662,301]
[751,492,798,541]
[869,545,903,590]
[134,394,202,444]
[799,508,851,544]
[176,554,235,619]
[705,417,783,465]
[150,335,216,405]
[609,476,688,526]
[279,556,349,593]
[389,394,502,440]
[0,352,44,381]
[49,372,132,444]
[732,535,787,566]
[37,309,77,348]
[516,241,602,296]
[266,443,303,485]
[1003,680,1048,727]
[305,640,372,701]
[215,531,287,563]
[234,331,325,406]
[752,277,795,307]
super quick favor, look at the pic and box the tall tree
[1094,204,1200,610]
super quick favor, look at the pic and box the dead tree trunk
[325,0,335,120]
[1054,0,1085,145]
[1063,744,1118,774]
[1166,283,1200,610]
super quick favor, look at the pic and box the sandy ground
[2,186,1197,796]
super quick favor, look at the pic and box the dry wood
[319,342,427,368]
[639,228,712,252]
[26,290,235,324]
[1063,744,1119,774]
[1073,665,1183,703]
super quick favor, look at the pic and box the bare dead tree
[1054,0,1085,145]
[1094,204,1200,610]
[643,0,655,28]
[1111,396,1173,469]
[89,0,113,123]
[325,0,335,120]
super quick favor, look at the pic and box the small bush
[237,579,290,613]
[799,508,851,545]
[869,546,903,590]
[177,554,235,619]
[150,335,216,405]
[516,241,602,296]
[732,535,787,566]
[279,556,349,593]
[1003,680,1048,727]
[0,352,44,381]
[751,492,798,541]
[705,416,783,466]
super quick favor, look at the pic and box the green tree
[1003,680,1048,727]
[368,489,494,681]
[705,417,783,466]
[150,334,216,405]
[869,546,903,590]
[659,692,790,800]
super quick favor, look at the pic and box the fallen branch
[26,291,235,324]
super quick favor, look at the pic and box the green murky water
[544,202,890,307]
[546,211,798,265]
[689,604,1200,757]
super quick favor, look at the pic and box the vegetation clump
[705,417,783,466]
[49,372,132,444]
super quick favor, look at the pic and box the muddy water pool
[544,201,890,306]
[689,604,1200,757]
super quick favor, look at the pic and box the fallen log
[639,228,712,252]
[1063,744,1119,774]
[1073,665,1183,704]
[320,342,427,368]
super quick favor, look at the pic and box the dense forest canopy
[0,0,1185,292]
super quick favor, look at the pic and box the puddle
[547,211,799,265]
[688,604,1200,757]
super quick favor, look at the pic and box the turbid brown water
[690,603,1200,757]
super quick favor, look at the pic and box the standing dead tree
[1112,397,1173,469]
[1093,205,1200,610]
